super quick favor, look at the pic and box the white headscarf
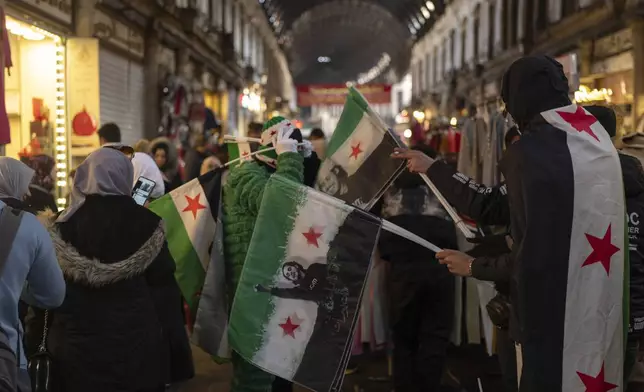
[0,157,35,200]
[132,152,165,199]
[57,148,133,222]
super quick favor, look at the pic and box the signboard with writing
[296,84,392,107]
[67,38,101,156]
[93,10,145,59]
[17,0,72,26]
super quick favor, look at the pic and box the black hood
[501,56,571,130]
[620,153,644,198]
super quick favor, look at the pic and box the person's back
[0,201,65,387]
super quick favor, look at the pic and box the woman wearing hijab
[24,154,58,213]
[0,157,36,213]
[33,148,193,392]
[149,137,183,193]
[132,152,166,200]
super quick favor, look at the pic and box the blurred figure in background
[24,154,58,213]
[132,152,166,200]
[97,122,121,147]
[247,122,263,151]
[308,128,327,160]
[183,133,210,182]
[150,137,183,193]
[134,139,151,153]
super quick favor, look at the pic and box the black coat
[33,196,193,392]
[621,153,644,336]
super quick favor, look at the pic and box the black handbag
[486,294,512,330]
[28,311,54,392]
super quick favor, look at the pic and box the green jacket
[223,152,304,290]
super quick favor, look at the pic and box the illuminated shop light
[417,13,425,23]
[5,16,60,42]
[450,117,458,126]
[426,1,435,11]
[403,129,412,138]
[318,56,331,63]
[574,85,613,103]
[421,6,431,19]
[413,111,425,121]
[54,42,68,210]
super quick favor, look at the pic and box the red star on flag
[582,224,620,275]
[279,316,301,338]
[242,151,250,158]
[302,227,323,247]
[350,142,363,159]
[577,364,618,392]
[557,106,599,142]
[182,194,207,219]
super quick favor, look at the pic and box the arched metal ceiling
[260,0,446,85]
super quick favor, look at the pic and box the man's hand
[437,249,475,277]
[254,284,270,293]
[390,148,436,173]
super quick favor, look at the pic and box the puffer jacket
[622,153,644,336]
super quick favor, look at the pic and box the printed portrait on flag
[229,175,381,392]
[316,87,405,210]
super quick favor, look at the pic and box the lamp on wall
[54,41,68,209]
[5,17,58,41]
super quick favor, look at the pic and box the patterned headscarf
[25,154,56,192]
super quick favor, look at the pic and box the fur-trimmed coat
[31,199,193,392]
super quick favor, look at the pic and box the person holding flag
[223,116,314,392]
[395,55,627,392]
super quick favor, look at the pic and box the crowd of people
[0,54,641,392]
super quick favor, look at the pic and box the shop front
[94,10,146,147]
[577,28,634,136]
[239,84,265,130]
[2,0,73,209]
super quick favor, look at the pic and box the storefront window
[3,16,68,208]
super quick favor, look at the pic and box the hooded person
[31,148,193,392]
[395,56,626,392]
[150,137,183,193]
[0,157,36,213]
[132,152,166,200]
[224,116,314,392]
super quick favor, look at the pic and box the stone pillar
[75,0,98,37]
[143,25,162,140]
[630,17,644,132]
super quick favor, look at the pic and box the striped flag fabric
[227,142,253,167]
[149,169,223,314]
[316,87,404,209]
[229,174,381,391]
[511,104,626,391]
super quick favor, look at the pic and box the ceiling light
[421,6,431,19]
[426,1,435,11]
[412,19,421,30]
[417,13,425,23]
[318,56,331,63]
[259,0,265,3]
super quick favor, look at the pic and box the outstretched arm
[227,152,304,216]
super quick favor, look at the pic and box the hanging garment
[457,118,480,181]
[0,7,12,146]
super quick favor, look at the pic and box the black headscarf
[501,55,571,131]
[584,105,617,138]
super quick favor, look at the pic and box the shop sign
[594,28,632,60]
[18,0,72,25]
[296,84,392,107]
[93,11,144,59]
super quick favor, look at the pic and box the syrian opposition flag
[316,87,404,209]
[227,142,253,166]
[149,169,223,315]
[229,174,381,391]
[513,104,626,391]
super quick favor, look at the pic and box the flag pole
[362,104,475,239]
[224,142,309,168]
[419,173,475,239]
[223,135,262,143]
